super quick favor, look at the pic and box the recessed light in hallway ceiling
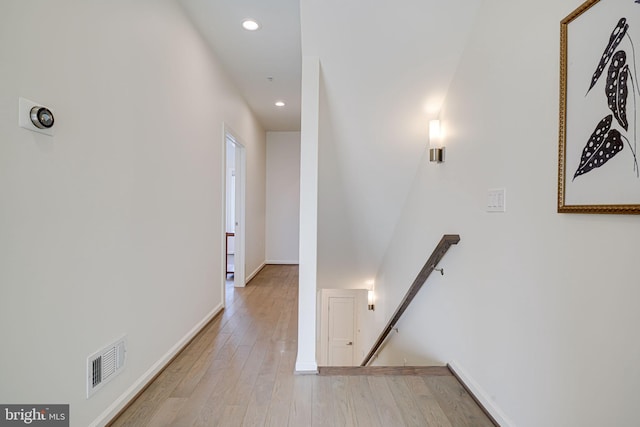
[275,101,286,107]
[180,0,301,130]
[241,19,260,31]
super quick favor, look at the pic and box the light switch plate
[19,97,54,136]
[487,188,506,212]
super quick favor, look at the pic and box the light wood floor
[109,265,495,427]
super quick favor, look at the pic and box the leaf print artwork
[577,15,639,180]
[558,1,640,213]
[605,51,629,130]
[574,115,625,180]
[587,18,628,94]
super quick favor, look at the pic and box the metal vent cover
[87,336,126,398]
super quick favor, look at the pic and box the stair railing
[361,234,460,366]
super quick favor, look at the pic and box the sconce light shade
[428,119,444,163]
[367,290,375,311]
[429,119,441,143]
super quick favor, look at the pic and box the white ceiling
[178,0,302,132]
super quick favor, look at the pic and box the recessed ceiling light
[242,19,260,31]
[275,101,286,107]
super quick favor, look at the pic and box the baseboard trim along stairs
[447,361,514,427]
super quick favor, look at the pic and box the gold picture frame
[558,0,640,214]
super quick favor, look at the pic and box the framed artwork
[558,0,640,214]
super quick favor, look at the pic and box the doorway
[224,126,246,289]
[318,289,368,366]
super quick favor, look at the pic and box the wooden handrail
[361,234,460,366]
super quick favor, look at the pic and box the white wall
[300,0,482,290]
[374,1,640,426]
[0,1,265,425]
[243,128,267,280]
[266,132,300,264]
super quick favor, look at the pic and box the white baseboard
[448,360,514,427]
[89,304,224,427]
[266,260,299,265]
[246,262,266,283]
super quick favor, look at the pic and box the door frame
[223,124,246,289]
[317,288,367,366]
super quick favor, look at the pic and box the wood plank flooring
[109,265,495,427]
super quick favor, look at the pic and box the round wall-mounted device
[30,106,54,129]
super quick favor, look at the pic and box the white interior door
[233,141,245,288]
[226,168,235,234]
[224,127,246,288]
[328,296,356,366]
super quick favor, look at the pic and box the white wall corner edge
[448,360,515,427]
[88,304,224,427]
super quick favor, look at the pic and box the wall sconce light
[429,119,444,163]
[367,290,375,311]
